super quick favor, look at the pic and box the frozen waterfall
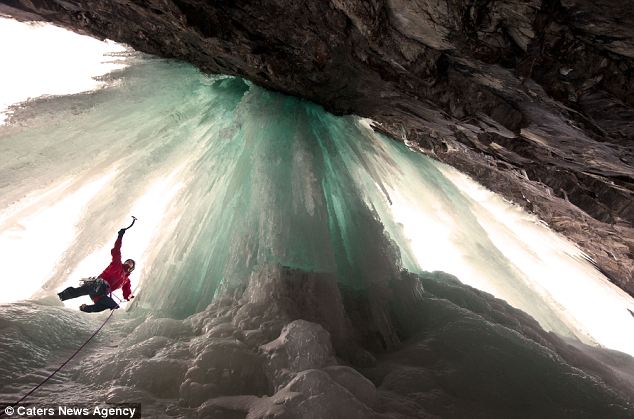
[0,18,633,418]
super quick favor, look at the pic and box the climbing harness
[4,310,116,411]
[80,277,110,296]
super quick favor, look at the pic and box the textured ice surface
[2,264,633,418]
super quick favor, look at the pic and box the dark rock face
[2,0,633,292]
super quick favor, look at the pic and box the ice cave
[0,2,633,418]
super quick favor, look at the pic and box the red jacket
[97,234,132,300]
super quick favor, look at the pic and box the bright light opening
[0,172,115,303]
[0,17,128,124]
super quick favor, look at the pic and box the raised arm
[111,229,125,262]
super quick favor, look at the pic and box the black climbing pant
[58,278,119,313]
[80,297,119,313]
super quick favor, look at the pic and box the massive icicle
[1,55,634,416]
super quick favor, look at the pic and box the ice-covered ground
[2,265,633,418]
[1,18,634,417]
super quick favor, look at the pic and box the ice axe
[122,216,138,232]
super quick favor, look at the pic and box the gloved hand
[126,295,134,301]
[118,229,126,236]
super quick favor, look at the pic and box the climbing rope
[6,310,116,410]
[2,217,139,414]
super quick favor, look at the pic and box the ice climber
[58,227,135,312]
